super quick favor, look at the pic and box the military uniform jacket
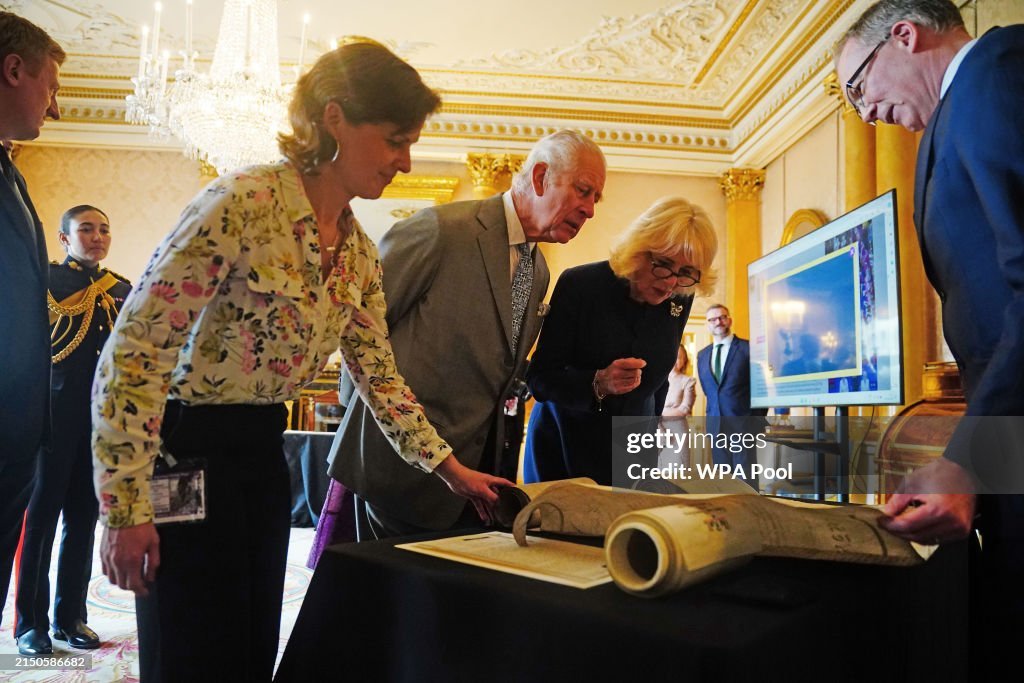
[48,256,132,418]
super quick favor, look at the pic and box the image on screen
[747,191,902,408]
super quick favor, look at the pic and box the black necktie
[713,344,723,384]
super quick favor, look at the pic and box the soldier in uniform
[15,205,131,656]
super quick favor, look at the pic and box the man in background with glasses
[835,0,1024,673]
[697,304,767,489]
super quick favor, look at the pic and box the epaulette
[101,267,131,284]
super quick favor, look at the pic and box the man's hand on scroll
[595,358,647,396]
[434,455,514,524]
[880,458,977,544]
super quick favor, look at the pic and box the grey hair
[834,0,965,58]
[511,129,605,195]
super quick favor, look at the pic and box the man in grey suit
[330,129,606,538]
[0,11,64,630]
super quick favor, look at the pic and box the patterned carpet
[0,525,316,682]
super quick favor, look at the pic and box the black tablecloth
[274,531,969,682]
[283,430,334,527]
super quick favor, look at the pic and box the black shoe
[52,620,101,649]
[17,628,53,656]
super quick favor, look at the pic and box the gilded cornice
[29,0,866,175]
[381,175,459,204]
[719,168,766,201]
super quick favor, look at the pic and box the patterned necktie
[510,242,534,355]
[713,344,723,384]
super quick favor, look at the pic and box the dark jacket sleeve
[526,269,598,411]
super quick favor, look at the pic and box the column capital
[719,168,765,202]
[198,159,219,181]
[825,71,857,115]
[466,153,526,198]
[466,153,507,191]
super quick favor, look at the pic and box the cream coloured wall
[17,146,207,282]
[16,146,727,316]
[759,112,842,255]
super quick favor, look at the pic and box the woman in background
[662,344,697,419]
[92,41,509,682]
[524,196,717,485]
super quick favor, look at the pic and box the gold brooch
[670,301,684,317]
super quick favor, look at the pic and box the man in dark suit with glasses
[836,0,1024,673]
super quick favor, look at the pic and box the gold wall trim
[59,85,731,130]
[439,102,730,129]
[693,0,761,85]
[728,0,854,122]
[439,89,721,112]
[61,74,724,113]
[61,71,135,81]
[780,208,829,245]
[60,86,132,100]
[381,175,459,204]
[732,55,834,151]
[422,130,734,154]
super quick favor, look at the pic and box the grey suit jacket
[328,194,550,529]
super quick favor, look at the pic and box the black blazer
[524,261,691,485]
[0,152,50,462]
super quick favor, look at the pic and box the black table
[274,531,969,682]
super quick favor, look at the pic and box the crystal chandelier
[126,0,297,174]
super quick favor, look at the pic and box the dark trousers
[969,495,1024,679]
[15,415,98,636]
[137,401,290,683]
[0,457,36,627]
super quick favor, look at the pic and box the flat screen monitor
[747,190,903,408]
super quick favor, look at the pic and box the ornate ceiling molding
[23,0,874,176]
[457,0,735,83]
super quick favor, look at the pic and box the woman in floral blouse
[91,41,513,681]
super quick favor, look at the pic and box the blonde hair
[278,40,440,174]
[609,196,718,297]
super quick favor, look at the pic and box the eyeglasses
[706,314,729,324]
[649,254,700,287]
[844,37,888,122]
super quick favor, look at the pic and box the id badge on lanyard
[151,446,208,525]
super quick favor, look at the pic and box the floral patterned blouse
[92,162,451,529]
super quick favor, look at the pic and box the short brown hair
[278,39,441,174]
[834,0,964,59]
[0,11,66,73]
